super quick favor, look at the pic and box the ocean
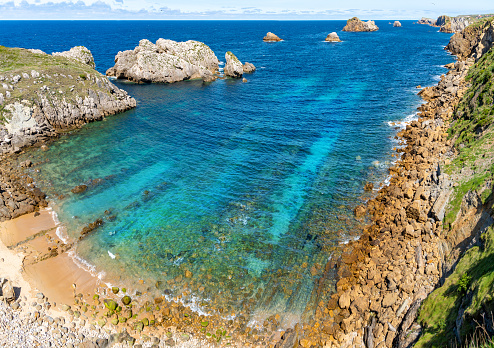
[1,20,454,326]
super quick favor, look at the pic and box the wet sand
[0,208,101,306]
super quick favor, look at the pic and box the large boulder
[325,32,342,42]
[242,62,256,73]
[263,32,283,42]
[393,21,402,27]
[224,52,243,78]
[52,46,95,68]
[106,39,219,84]
[342,17,379,32]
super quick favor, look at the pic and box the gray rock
[106,39,219,84]
[224,51,243,78]
[52,46,96,68]
[1,279,15,304]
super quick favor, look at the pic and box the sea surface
[1,20,454,326]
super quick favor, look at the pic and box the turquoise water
[3,20,455,324]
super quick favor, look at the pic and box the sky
[0,0,493,20]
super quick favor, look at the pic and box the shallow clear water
[3,20,454,324]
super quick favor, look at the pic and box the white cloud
[0,0,493,19]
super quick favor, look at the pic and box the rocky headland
[263,32,283,42]
[418,14,493,33]
[0,45,136,221]
[325,32,342,42]
[106,39,220,84]
[342,17,379,32]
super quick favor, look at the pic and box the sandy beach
[0,208,102,306]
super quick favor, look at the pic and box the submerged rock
[106,39,219,84]
[342,17,379,32]
[325,32,342,42]
[263,32,283,42]
[52,46,95,68]
[224,52,243,78]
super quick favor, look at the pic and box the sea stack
[106,39,219,84]
[242,62,256,73]
[342,17,379,32]
[224,51,244,78]
[325,32,342,42]
[263,32,283,42]
[393,21,402,27]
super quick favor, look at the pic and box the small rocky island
[325,32,342,42]
[393,21,402,27]
[342,17,379,32]
[224,52,256,78]
[263,32,283,42]
[106,39,220,83]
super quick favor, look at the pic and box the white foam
[67,249,106,281]
[108,250,116,259]
[432,75,442,81]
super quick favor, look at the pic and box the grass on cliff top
[444,47,494,230]
[0,45,114,124]
[0,46,94,74]
[416,224,494,348]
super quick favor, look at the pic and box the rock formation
[325,32,342,42]
[418,17,435,26]
[393,21,402,27]
[447,18,494,61]
[242,62,256,73]
[106,39,219,84]
[0,46,136,155]
[418,15,474,33]
[52,46,95,68]
[342,17,379,32]
[224,52,243,78]
[263,32,283,42]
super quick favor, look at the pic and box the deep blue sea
[1,20,454,325]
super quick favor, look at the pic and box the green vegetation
[416,226,494,347]
[443,47,494,230]
[0,46,115,125]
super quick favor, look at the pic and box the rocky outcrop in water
[447,18,494,61]
[52,46,95,69]
[393,21,402,27]
[263,32,283,42]
[342,17,379,32]
[418,17,435,26]
[106,39,219,83]
[242,62,256,73]
[224,52,243,78]
[325,32,342,42]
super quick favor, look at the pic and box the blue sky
[0,0,493,20]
